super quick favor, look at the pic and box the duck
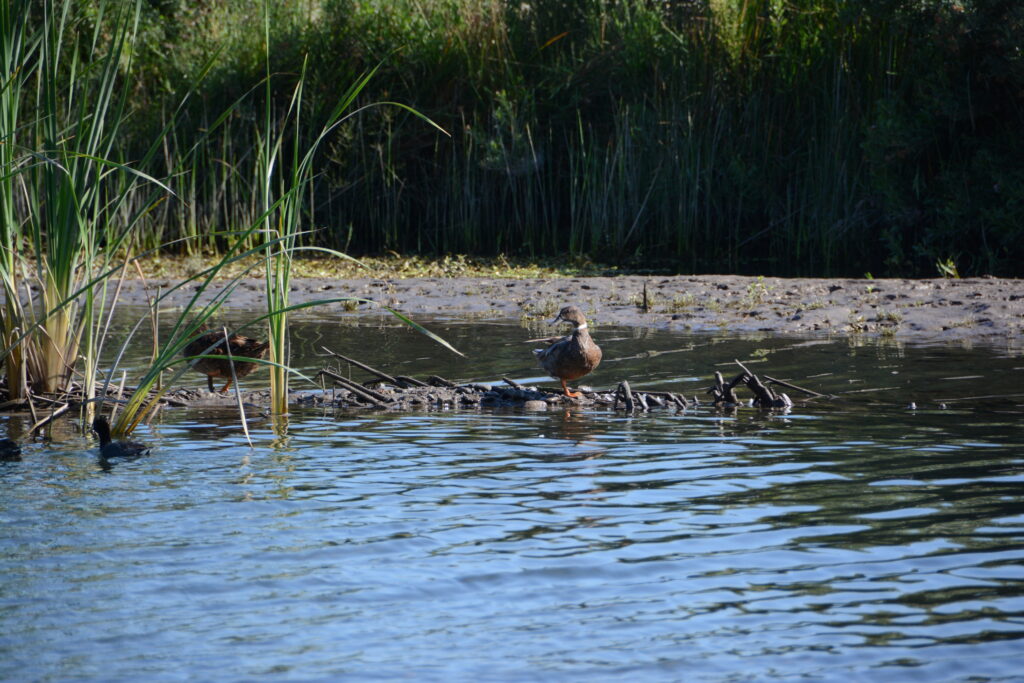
[183,328,270,393]
[533,305,602,398]
[92,416,151,458]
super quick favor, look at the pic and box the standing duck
[92,416,151,458]
[533,305,602,397]
[183,329,270,393]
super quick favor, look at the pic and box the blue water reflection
[2,320,1023,681]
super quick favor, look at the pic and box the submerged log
[707,360,794,409]
[617,381,636,413]
[709,371,743,406]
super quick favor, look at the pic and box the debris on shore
[0,349,821,435]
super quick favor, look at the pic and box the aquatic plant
[0,0,172,414]
[0,0,459,436]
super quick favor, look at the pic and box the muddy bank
[120,274,1023,342]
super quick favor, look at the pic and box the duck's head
[552,305,588,329]
[91,415,111,443]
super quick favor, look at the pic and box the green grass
[48,0,1017,279]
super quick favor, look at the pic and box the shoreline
[116,274,1024,344]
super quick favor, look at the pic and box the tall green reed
[114,0,1022,276]
[0,0,172,415]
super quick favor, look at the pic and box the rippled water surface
[2,316,1024,681]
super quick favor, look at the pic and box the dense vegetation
[18,1,1024,276]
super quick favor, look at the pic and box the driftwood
[763,375,828,399]
[315,369,392,407]
[707,360,794,409]
[0,350,813,425]
[320,346,427,389]
[617,381,636,413]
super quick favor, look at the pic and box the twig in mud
[503,377,524,389]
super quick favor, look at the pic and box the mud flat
[118,274,1024,343]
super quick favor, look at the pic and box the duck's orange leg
[219,378,234,394]
[561,379,582,398]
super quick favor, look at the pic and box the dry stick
[619,381,635,413]
[763,375,828,399]
[734,358,755,377]
[745,372,780,407]
[840,386,900,394]
[936,392,1024,403]
[28,393,69,406]
[503,377,524,389]
[428,375,457,388]
[223,327,253,448]
[320,346,406,386]
[395,374,429,387]
[111,371,127,423]
[709,371,742,405]
[22,360,38,425]
[730,360,794,408]
[30,402,69,435]
[317,370,390,406]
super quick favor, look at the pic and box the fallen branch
[30,402,69,435]
[764,375,828,399]
[320,346,406,387]
[617,381,636,413]
[316,369,391,406]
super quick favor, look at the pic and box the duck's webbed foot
[561,380,582,398]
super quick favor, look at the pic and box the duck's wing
[533,335,571,362]
[228,336,271,358]
[525,333,570,346]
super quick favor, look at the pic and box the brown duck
[533,305,602,397]
[183,329,270,393]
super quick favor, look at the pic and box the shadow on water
[2,314,1023,680]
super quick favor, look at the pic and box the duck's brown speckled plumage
[183,329,270,393]
[533,305,602,397]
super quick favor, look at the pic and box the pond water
[2,314,1024,681]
